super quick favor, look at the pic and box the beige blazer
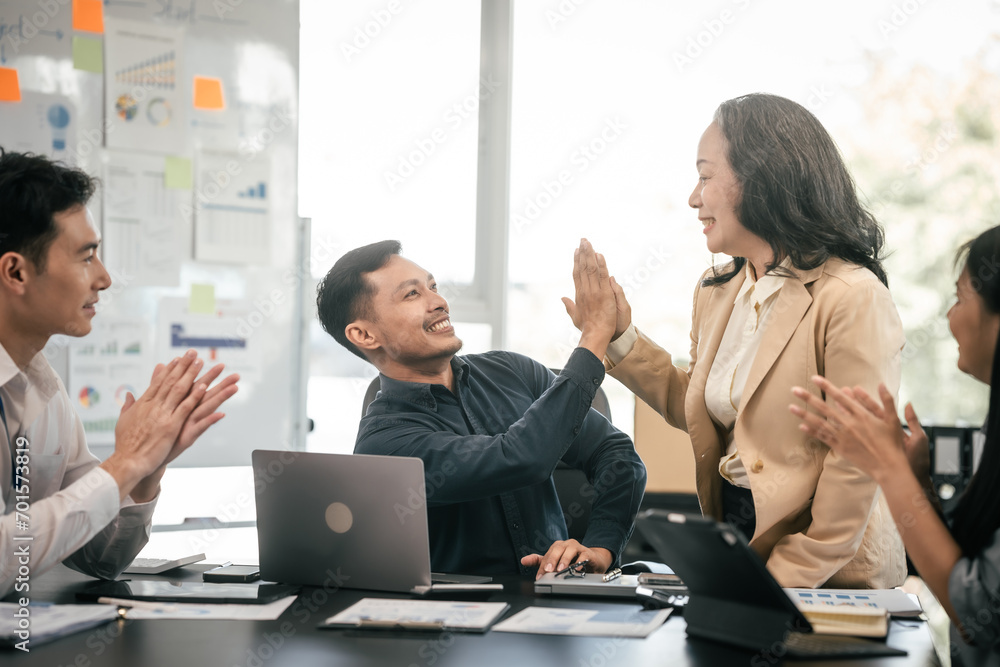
[608,258,907,588]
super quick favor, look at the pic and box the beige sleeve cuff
[605,324,639,364]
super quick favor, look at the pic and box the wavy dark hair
[949,226,1000,556]
[702,93,887,288]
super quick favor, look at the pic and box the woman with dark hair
[792,225,1000,665]
[567,93,906,588]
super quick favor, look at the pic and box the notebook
[252,450,494,594]
[634,510,908,659]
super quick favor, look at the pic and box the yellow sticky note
[189,284,216,314]
[72,36,103,73]
[73,0,105,34]
[164,156,192,190]
[193,76,225,110]
[0,67,21,102]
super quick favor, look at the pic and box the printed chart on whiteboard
[0,91,78,162]
[103,150,188,286]
[194,154,271,265]
[68,318,151,446]
[104,18,187,155]
[157,297,263,383]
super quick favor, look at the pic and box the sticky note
[189,284,216,314]
[193,76,225,110]
[0,68,20,102]
[72,36,103,73]
[73,0,105,33]
[164,156,193,189]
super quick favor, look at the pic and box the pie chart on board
[79,386,100,408]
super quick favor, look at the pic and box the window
[299,0,489,452]
[507,0,1000,427]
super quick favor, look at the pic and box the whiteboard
[0,0,305,466]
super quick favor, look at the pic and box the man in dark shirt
[316,240,645,578]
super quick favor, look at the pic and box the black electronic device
[203,564,261,583]
[634,510,907,659]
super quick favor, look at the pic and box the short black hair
[0,149,97,273]
[316,240,402,360]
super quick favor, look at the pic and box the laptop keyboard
[784,632,907,658]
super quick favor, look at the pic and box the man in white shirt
[0,150,239,597]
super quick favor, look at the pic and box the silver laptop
[252,450,491,593]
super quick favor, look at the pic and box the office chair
[359,370,609,542]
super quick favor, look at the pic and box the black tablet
[76,580,300,605]
[634,510,907,659]
[635,509,809,625]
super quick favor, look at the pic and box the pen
[553,560,589,576]
[96,597,179,614]
[602,568,622,582]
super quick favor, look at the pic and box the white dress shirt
[0,342,156,597]
[608,260,788,488]
[705,261,787,487]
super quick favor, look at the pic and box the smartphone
[637,572,685,588]
[203,564,261,583]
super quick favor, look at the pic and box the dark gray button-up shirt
[356,348,646,576]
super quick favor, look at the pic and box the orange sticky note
[193,76,225,110]
[0,68,21,102]
[73,0,104,33]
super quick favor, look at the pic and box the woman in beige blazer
[569,94,906,588]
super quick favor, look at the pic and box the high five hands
[562,238,632,359]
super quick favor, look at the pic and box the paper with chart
[194,153,271,264]
[103,150,187,286]
[492,606,672,638]
[322,599,510,632]
[0,91,78,162]
[104,18,187,154]
[784,588,922,617]
[68,318,151,446]
[157,297,262,383]
[119,595,297,621]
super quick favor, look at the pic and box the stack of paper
[0,603,120,649]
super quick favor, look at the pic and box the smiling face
[948,268,1000,384]
[21,205,111,340]
[353,255,463,374]
[689,122,772,272]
